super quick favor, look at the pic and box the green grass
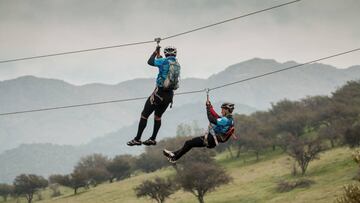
[1,147,358,203]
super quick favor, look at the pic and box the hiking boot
[163,149,175,158]
[142,139,157,146]
[167,157,177,164]
[127,139,142,146]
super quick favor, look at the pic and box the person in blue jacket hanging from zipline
[127,40,180,146]
[163,93,236,163]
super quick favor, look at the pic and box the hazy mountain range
[0,58,359,183]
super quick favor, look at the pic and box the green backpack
[163,59,181,90]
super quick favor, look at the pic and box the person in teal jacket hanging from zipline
[127,41,180,146]
[163,93,235,163]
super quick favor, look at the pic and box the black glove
[206,100,212,107]
[156,45,161,53]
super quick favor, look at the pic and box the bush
[276,179,315,192]
[352,150,360,181]
[337,184,360,203]
[344,124,360,148]
[49,183,61,197]
[176,162,232,203]
[0,184,14,201]
[134,177,177,203]
[13,174,48,203]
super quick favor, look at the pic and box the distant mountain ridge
[0,58,359,153]
[0,58,359,183]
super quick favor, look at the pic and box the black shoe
[163,149,175,158]
[127,139,142,146]
[163,149,177,163]
[168,157,177,164]
[143,139,157,146]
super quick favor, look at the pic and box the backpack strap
[204,131,219,147]
[227,126,238,140]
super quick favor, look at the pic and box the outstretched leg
[164,136,206,161]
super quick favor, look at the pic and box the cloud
[0,0,359,84]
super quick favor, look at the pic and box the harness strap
[213,135,219,146]
[150,87,159,105]
[204,124,219,147]
[204,132,209,146]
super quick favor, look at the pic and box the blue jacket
[148,52,177,87]
[212,116,234,134]
[206,104,234,135]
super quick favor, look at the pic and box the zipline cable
[0,47,359,116]
[0,89,205,116]
[209,48,360,91]
[0,0,301,64]
[0,40,154,64]
[161,0,301,40]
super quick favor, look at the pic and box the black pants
[174,134,217,160]
[134,88,173,141]
[142,88,173,118]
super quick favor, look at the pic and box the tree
[271,99,323,175]
[234,114,248,158]
[135,177,176,203]
[344,124,360,148]
[69,171,89,195]
[176,121,203,137]
[106,155,133,182]
[176,162,232,203]
[318,119,347,148]
[304,95,352,148]
[49,174,66,185]
[49,183,61,197]
[271,100,310,137]
[13,174,48,203]
[236,114,270,161]
[74,154,111,186]
[136,151,167,173]
[287,137,322,175]
[191,121,203,136]
[332,80,360,114]
[51,173,88,195]
[0,184,13,201]
[176,123,192,137]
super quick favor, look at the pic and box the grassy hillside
[1,147,357,203]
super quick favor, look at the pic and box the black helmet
[221,102,235,113]
[164,46,177,57]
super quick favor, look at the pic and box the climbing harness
[205,89,237,144]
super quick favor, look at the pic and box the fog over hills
[1,58,359,152]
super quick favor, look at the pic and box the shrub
[337,184,360,203]
[276,179,315,192]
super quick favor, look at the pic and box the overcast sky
[0,0,359,85]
